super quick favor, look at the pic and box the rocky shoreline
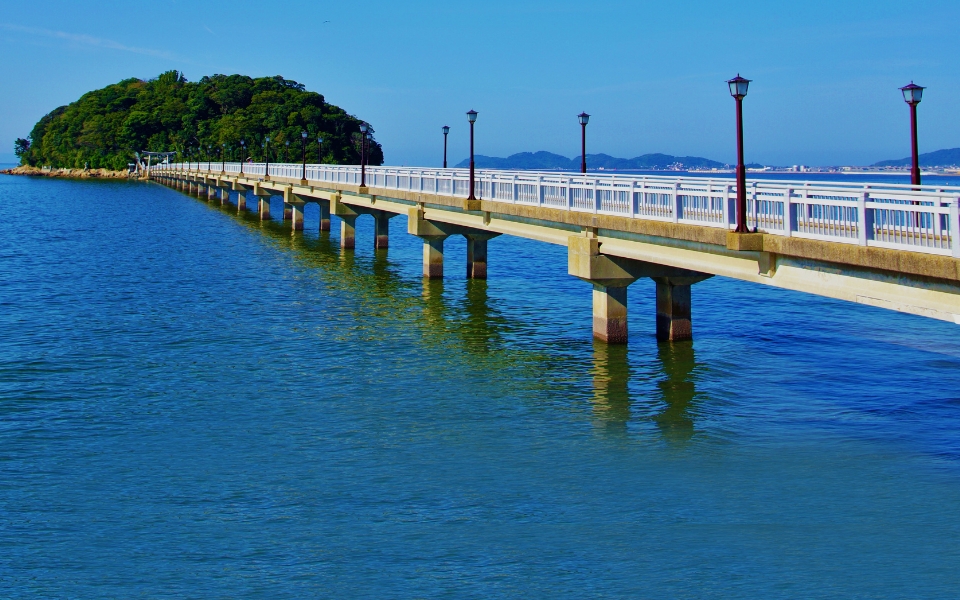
[1,165,136,179]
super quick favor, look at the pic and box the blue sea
[1,171,959,598]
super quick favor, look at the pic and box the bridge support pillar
[283,203,293,221]
[219,188,230,205]
[593,284,630,344]
[258,196,271,220]
[291,203,305,232]
[318,200,331,232]
[655,279,692,342]
[465,233,501,279]
[340,216,357,249]
[422,237,447,278]
[373,210,394,249]
[568,233,712,344]
[237,192,246,212]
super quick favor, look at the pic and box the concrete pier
[237,192,246,211]
[291,203,305,232]
[340,216,357,249]
[373,211,392,249]
[422,237,446,278]
[592,284,630,344]
[318,200,331,232]
[258,196,271,220]
[569,233,710,344]
[220,188,230,205]
[465,233,500,279]
[283,203,293,221]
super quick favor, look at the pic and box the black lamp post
[264,135,271,180]
[240,139,246,174]
[578,112,590,173]
[285,140,290,163]
[300,130,308,183]
[900,82,925,186]
[442,125,450,168]
[317,136,323,164]
[727,74,751,233]
[221,143,226,172]
[359,122,369,187]
[467,110,478,200]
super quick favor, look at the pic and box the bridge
[153,161,960,343]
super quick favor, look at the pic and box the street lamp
[578,112,590,174]
[359,122,369,187]
[900,82,925,186]
[240,139,246,174]
[221,143,226,173]
[300,130,308,183]
[467,110,478,200]
[727,74,751,233]
[442,125,450,168]
[317,135,323,165]
[264,135,271,180]
[285,140,290,163]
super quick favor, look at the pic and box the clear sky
[1,0,958,167]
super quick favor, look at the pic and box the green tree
[20,71,383,170]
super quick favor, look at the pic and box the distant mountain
[455,151,726,171]
[872,148,960,167]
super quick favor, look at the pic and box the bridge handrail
[155,162,960,258]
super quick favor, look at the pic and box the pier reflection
[589,340,702,441]
[590,341,632,433]
[653,343,699,443]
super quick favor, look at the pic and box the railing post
[567,178,573,210]
[723,185,732,228]
[951,197,960,258]
[857,190,872,246]
[593,178,599,214]
[672,182,681,223]
[783,188,793,237]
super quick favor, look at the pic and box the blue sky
[1,0,958,166]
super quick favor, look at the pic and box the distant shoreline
[1,165,134,179]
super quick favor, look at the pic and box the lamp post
[264,135,271,180]
[900,82,925,186]
[240,139,246,174]
[359,122,369,187]
[727,74,751,233]
[578,112,590,174]
[467,110,478,200]
[221,143,226,172]
[285,140,290,163]
[442,125,450,168]
[300,130,308,183]
[317,136,323,165]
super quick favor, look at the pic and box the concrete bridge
[153,161,960,343]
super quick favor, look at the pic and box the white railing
[154,162,960,258]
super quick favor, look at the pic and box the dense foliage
[18,70,383,170]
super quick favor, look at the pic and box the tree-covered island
[15,70,383,170]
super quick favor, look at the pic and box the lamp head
[317,136,323,143]
[900,82,924,105]
[301,130,308,139]
[359,122,369,133]
[442,125,450,135]
[265,136,271,143]
[466,110,478,123]
[727,74,751,99]
[578,112,590,125]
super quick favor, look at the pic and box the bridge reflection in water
[206,189,708,438]
[591,340,700,441]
